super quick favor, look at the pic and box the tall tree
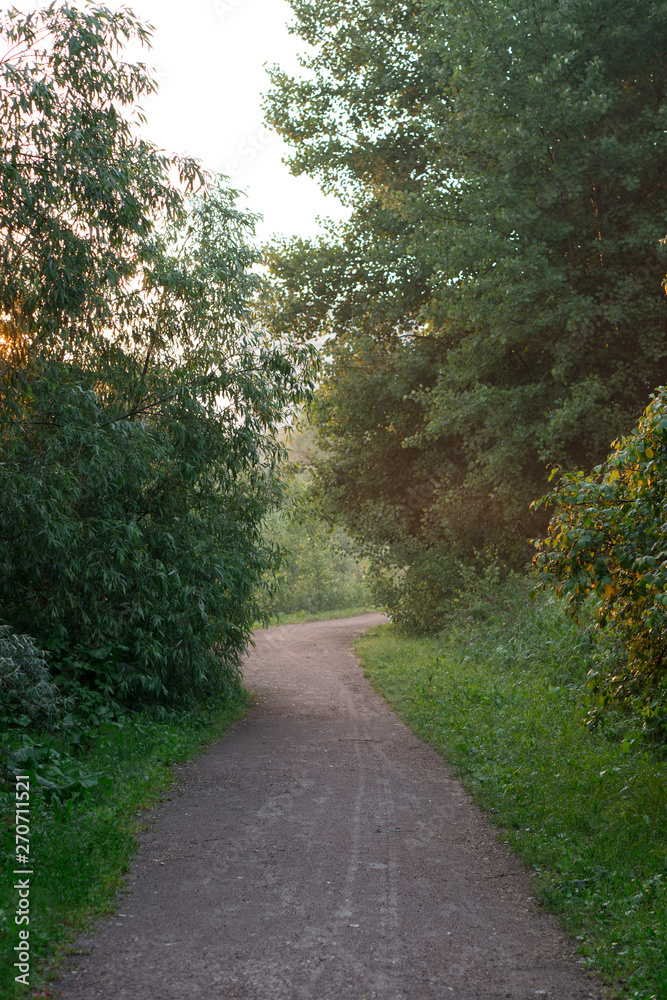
[0,4,314,704]
[0,3,203,354]
[264,0,667,623]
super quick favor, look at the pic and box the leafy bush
[366,541,461,634]
[534,387,667,730]
[0,627,66,723]
[365,541,517,636]
[0,354,285,707]
[0,187,312,708]
[0,6,315,709]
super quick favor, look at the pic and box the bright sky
[126,0,347,243]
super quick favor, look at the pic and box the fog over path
[55,613,602,999]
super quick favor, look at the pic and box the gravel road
[54,613,604,1000]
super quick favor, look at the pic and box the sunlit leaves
[0,5,316,707]
[264,0,667,595]
[534,388,667,725]
[0,2,205,350]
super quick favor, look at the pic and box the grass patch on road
[356,585,667,1000]
[0,692,251,998]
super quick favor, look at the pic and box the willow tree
[0,4,315,704]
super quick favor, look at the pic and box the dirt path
[55,614,604,1000]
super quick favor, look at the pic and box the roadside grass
[264,605,379,626]
[356,582,667,1000]
[0,692,251,998]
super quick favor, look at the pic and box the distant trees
[258,473,369,618]
[263,0,667,627]
[0,4,314,708]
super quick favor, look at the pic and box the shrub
[0,627,66,723]
[534,387,667,730]
[0,6,315,710]
[0,183,314,709]
[366,542,461,634]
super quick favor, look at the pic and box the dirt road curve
[55,614,604,1000]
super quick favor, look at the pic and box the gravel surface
[54,613,605,1000]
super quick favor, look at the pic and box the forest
[1,1,666,997]
[263,0,667,726]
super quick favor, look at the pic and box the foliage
[303,332,481,630]
[263,0,667,615]
[364,540,460,635]
[372,550,513,635]
[0,628,67,725]
[0,4,315,706]
[0,696,250,997]
[0,183,314,707]
[357,588,667,999]
[4,741,110,812]
[0,2,203,351]
[534,387,667,732]
[258,476,370,617]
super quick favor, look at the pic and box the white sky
[125,0,347,243]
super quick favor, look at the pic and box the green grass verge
[264,605,379,626]
[356,589,667,1000]
[0,691,251,997]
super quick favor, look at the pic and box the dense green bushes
[0,5,314,710]
[535,387,667,732]
[1,371,267,707]
[0,187,311,708]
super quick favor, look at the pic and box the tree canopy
[0,3,204,352]
[0,3,315,707]
[263,0,667,625]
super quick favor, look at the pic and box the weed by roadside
[356,582,667,1000]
